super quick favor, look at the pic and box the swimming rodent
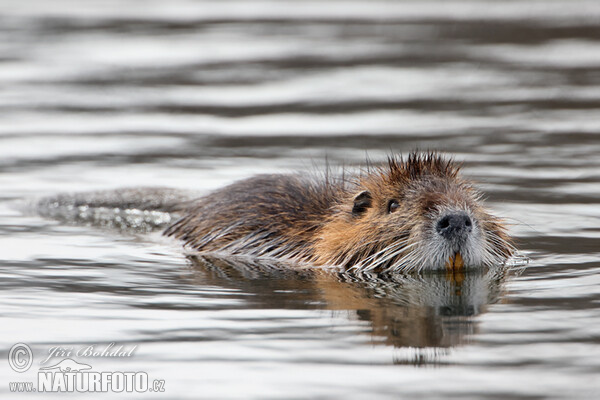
[164,152,513,272]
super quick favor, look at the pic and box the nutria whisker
[361,242,417,272]
[359,240,409,264]
[390,244,429,273]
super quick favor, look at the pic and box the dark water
[1,1,600,398]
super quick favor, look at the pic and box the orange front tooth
[445,253,464,271]
[454,252,464,269]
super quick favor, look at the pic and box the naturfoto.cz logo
[8,343,165,393]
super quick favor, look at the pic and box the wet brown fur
[164,152,512,272]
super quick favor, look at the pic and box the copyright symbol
[8,343,33,373]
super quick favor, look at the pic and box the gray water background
[1,1,600,398]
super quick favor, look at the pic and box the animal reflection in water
[185,253,512,365]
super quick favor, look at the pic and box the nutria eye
[388,200,400,213]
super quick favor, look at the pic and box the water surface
[1,1,600,398]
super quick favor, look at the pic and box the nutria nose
[436,212,472,240]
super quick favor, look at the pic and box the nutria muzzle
[436,212,473,241]
[436,212,475,271]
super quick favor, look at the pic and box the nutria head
[314,153,512,272]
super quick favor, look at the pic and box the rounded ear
[352,190,372,215]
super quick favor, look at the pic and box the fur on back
[164,174,345,260]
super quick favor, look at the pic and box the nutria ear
[352,190,372,215]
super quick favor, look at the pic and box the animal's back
[164,174,342,259]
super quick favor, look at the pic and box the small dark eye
[388,200,400,213]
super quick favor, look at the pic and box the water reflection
[186,254,511,361]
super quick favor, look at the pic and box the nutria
[164,152,513,272]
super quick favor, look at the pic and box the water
[1,0,600,398]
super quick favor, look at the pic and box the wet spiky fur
[165,152,513,272]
